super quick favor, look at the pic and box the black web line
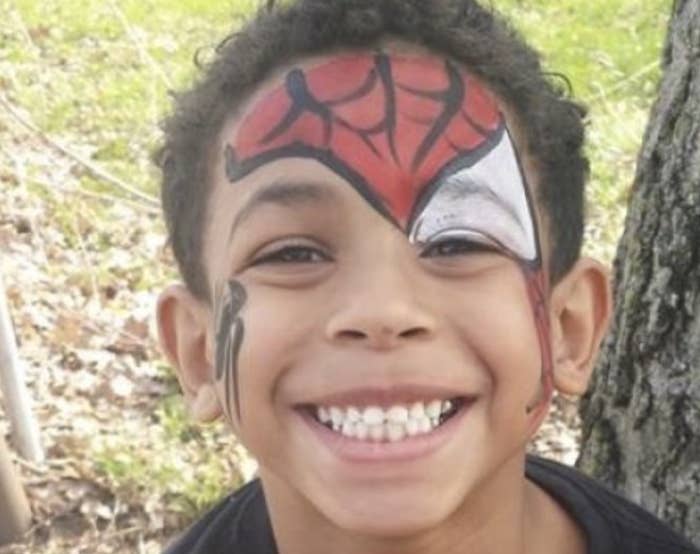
[326,67,379,106]
[375,53,399,164]
[251,55,404,161]
[227,55,508,233]
[228,143,397,227]
[397,60,465,172]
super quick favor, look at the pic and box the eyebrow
[228,181,335,241]
[446,174,525,232]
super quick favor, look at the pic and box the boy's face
[185,45,597,536]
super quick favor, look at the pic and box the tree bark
[578,0,700,545]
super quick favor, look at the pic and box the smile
[309,398,465,443]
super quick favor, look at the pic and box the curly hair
[155,0,588,300]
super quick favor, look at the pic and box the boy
[154,1,700,552]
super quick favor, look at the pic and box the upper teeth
[316,400,455,442]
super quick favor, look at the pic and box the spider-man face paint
[214,280,246,422]
[222,52,553,413]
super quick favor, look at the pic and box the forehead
[230,51,500,216]
[224,43,532,162]
[210,46,546,264]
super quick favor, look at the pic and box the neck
[261,455,550,554]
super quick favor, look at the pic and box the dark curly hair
[155,0,588,301]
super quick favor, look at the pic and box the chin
[321,489,457,539]
[338,510,447,539]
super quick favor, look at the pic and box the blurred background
[0,0,671,552]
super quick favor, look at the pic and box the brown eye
[420,238,497,258]
[250,245,331,266]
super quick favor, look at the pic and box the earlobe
[156,284,223,422]
[190,383,222,422]
[549,258,612,396]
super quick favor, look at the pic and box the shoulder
[526,456,700,554]
[162,478,276,554]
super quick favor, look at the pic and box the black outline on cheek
[215,280,247,422]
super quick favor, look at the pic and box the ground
[0,0,668,552]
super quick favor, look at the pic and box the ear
[156,283,222,423]
[549,258,612,396]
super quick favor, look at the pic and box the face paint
[225,52,553,412]
[214,280,247,422]
[226,53,506,227]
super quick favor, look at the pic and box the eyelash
[247,236,497,268]
[249,244,331,266]
[420,237,498,258]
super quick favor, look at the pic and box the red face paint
[226,53,503,226]
[225,52,553,409]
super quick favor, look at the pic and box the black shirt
[164,456,700,553]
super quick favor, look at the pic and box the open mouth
[303,397,467,443]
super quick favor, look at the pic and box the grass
[495,0,672,261]
[2,0,672,530]
[93,394,243,521]
[3,0,670,258]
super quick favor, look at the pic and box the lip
[295,397,473,464]
[297,384,470,408]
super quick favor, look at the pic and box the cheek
[230,290,326,463]
[234,290,323,407]
[455,282,542,449]
[445,270,542,395]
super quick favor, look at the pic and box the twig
[107,1,173,90]
[47,308,153,350]
[29,175,160,216]
[70,185,161,216]
[11,454,50,474]
[0,93,159,208]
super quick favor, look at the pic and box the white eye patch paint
[408,130,537,263]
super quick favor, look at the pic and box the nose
[324,262,437,350]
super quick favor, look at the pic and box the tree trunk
[578,0,700,545]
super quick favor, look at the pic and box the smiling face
[203,48,553,537]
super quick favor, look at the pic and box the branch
[33,177,161,216]
[0,93,159,208]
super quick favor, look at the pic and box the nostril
[334,327,428,342]
[399,327,428,339]
[337,330,367,341]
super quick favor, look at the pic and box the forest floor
[0,0,669,552]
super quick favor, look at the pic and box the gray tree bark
[578,0,700,545]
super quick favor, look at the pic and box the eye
[420,237,498,258]
[249,243,331,266]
